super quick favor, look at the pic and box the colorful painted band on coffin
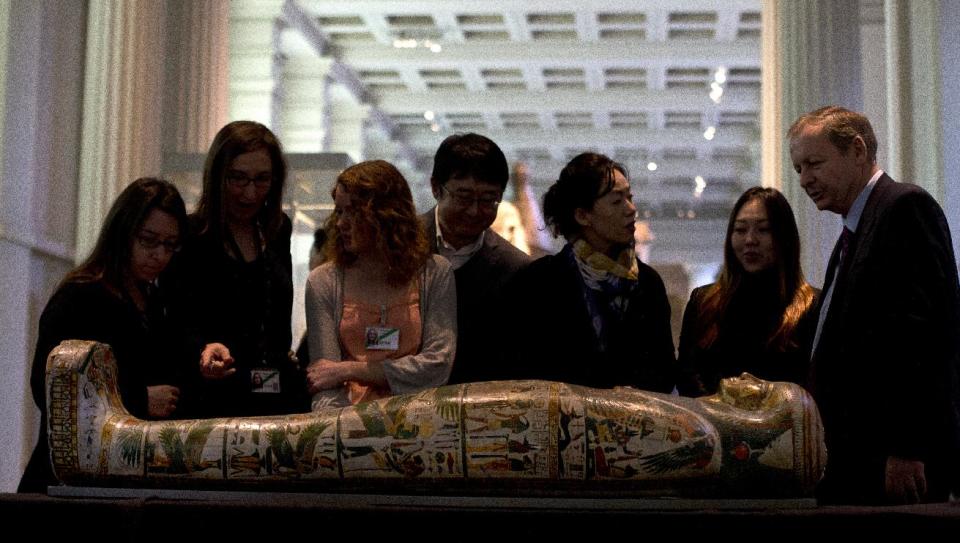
[47,340,826,496]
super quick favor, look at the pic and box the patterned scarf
[570,239,639,351]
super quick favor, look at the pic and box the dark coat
[420,209,531,384]
[504,245,676,393]
[19,280,189,492]
[810,174,960,503]
[167,213,305,417]
[676,276,819,396]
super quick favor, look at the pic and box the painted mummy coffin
[47,340,826,497]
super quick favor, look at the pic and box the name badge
[365,326,399,351]
[251,368,280,393]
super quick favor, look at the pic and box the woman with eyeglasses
[305,160,456,409]
[504,153,676,393]
[19,178,190,492]
[167,120,305,417]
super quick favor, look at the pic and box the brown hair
[327,160,430,286]
[194,120,287,241]
[697,187,816,351]
[67,178,187,294]
[787,105,878,163]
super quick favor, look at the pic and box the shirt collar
[844,169,883,233]
[433,206,485,266]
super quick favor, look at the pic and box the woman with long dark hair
[677,187,818,396]
[504,153,676,392]
[19,178,189,492]
[169,120,303,417]
[305,160,456,409]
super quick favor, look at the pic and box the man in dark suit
[420,133,531,384]
[789,106,960,504]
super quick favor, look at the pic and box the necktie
[839,226,853,263]
[809,225,856,367]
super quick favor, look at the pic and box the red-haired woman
[677,187,819,396]
[305,160,456,408]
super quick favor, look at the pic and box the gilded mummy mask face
[716,373,771,411]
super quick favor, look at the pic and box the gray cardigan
[305,254,457,409]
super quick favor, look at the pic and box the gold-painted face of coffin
[716,373,771,411]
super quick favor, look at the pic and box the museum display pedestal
[3,491,957,539]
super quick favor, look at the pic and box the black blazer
[810,174,960,503]
[420,209,531,384]
[504,245,676,393]
[166,213,303,417]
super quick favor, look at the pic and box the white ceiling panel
[232,0,762,235]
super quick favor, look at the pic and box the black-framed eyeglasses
[135,233,181,253]
[441,186,501,210]
[225,171,272,189]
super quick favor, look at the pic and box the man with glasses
[421,133,531,384]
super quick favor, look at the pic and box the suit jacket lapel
[479,229,501,268]
[844,174,890,270]
[814,174,892,361]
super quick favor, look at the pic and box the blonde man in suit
[790,106,960,505]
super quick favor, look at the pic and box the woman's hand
[147,385,180,418]
[306,359,353,394]
[200,342,236,380]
